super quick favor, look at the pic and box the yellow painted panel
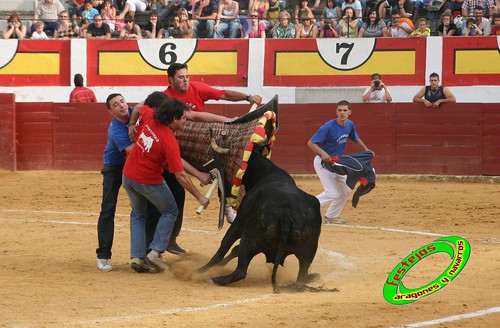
[0,53,59,75]
[455,50,500,74]
[276,51,416,75]
[99,52,238,75]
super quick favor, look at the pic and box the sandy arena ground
[0,170,499,328]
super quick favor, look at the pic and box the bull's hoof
[300,273,321,284]
[211,276,229,286]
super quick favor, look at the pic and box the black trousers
[145,170,185,247]
[96,165,124,259]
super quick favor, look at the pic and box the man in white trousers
[307,100,372,224]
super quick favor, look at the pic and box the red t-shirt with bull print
[123,105,183,184]
[164,81,225,112]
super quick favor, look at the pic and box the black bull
[197,145,322,292]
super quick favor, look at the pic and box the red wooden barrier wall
[0,94,16,171]
[4,98,500,175]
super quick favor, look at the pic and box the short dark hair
[74,73,84,87]
[429,72,440,79]
[337,100,351,108]
[473,5,484,11]
[167,63,188,78]
[106,93,123,109]
[144,91,169,109]
[154,99,188,124]
[371,73,381,80]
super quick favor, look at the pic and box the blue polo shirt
[310,119,359,157]
[103,107,133,166]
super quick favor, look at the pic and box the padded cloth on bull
[175,96,279,208]
[321,150,376,208]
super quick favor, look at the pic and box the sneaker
[146,251,168,270]
[167,239,186,255]
[97,258,112,272]
[225,203,237,224]
[323,216,347,224]
[130,257,162,273]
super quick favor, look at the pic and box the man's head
[168,63,190,94]
[429,72,440,89]
[144,91,169,109]
[371,73,381,88]
[74,73,84,87]
[106,93,129,121]
[473,6,484,22]
[154,99,188,130]
[494,14,500,27]
[336,100,352,125]
[93,14,103,27]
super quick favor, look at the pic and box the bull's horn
[211,137,230,154]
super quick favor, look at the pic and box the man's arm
[433,87,456,107]
[354,138,370,153]
[127,104,143,141]
[307,139,331,163]
[413,87,431,106]
[384,86,393,103]
[220,90,262,105]
[174,171,210,207]
[181,159,212,185]
[186,110,232,123]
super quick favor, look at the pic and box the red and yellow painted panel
[442,36,500,86]
[0,40,71,86]
[264,38,426,86]
[86,39,249,86]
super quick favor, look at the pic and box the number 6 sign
[316,39,376,71]
[137,39,198,70]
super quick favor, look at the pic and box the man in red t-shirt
[69,73,97,103]
[122,98,210,273]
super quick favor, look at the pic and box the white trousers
[127,0,147,12]
[313,156,351,219]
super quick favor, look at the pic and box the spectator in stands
[244,10,267,37]
[101,0,117,32]
[31,21,50,39]
[438,12,458,35]
[214,0,241,38]
[3,13,27,39]
[358,8,389,37]
[82,0,100,23]
[410,17,431,36]
[426,0,447,24]
[78,17,90,36]
[377,0,414,20]
[490,14,500,34]
[33,0,65,35]
[144,11,165,38]
[267,0,287,30]
[342,0,363,22]
[321,0,341,30]
[85,14,112,38]
[413,72,456,108]
[54,10,81,38]
[312,0,322,10]
[117,0,148,21]
[362,73,392,103]
[319,18,339,36]
[250,0,272,31]
[296,12,319,37]
[338,6,359,37]
[469,5,492,34]
[158,0,183,27]
[69,74,97,103]
[173,8,194,38]
[120,14,143,38]
[388,9,414,36]
[273,11,296,38]
[462,17,480,34]
[192,0,218,38]
[462,0,495,19]
[294,0,315,25]
[71,0,86,22]
[93,0,105,12]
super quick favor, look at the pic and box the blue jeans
[193,19,215,38]
[122,176,178,259]
[214,21,241,38]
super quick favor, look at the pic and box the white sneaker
[225,203,237,223]
[97,258,112,272]
[146,251,168,270]
[323,216,347,225]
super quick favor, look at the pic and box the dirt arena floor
[0,170,499,328]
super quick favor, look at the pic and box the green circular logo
[383,236,471,305]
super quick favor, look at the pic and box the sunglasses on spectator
[126,20,134,23]
[250,15,258,18]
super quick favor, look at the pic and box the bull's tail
[272,210,292,293]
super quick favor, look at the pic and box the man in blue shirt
[96,93,134,272]
[307,100,371,224]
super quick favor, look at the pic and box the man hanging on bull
[307,100,373,225]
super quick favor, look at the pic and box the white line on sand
[391,306,500,327]
[331,224,446,237]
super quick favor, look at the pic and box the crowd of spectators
[2,0,500,39]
